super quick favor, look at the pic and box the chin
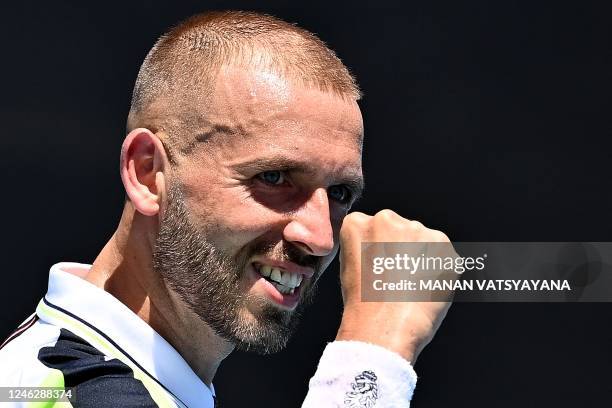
[230,302,297,354]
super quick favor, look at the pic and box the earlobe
[120,128,168,216]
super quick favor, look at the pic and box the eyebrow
[232,156,365,200]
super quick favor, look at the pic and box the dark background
[1,1,611,407]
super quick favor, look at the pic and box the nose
[283,188,335,256]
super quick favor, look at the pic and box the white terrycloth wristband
[302,340,418,407]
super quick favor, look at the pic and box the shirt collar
[40,262,215,408]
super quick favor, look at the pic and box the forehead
[188,65,364,157]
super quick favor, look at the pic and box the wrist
[335,316,419,364]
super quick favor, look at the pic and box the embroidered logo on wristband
[344,370,378,407]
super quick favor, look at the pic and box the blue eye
[328,185,351,204]
[258,171,285,185]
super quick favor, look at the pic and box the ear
[120,128,169,216]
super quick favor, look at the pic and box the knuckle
[374,209,401,222]
[424,229,450,242]
[407,220,424,231]
[344,211,369,224]
[434,230,451,242]
[341,212,370,231]
[397,220,424,236]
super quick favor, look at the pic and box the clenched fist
[336,209,453,364]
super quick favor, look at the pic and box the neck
[85,202,234,385]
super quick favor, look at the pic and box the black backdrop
[1,1,611,407]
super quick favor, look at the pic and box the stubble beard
[152,184,319,354]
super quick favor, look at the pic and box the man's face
[153,65,364,353]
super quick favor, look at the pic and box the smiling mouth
[252,262,304,295]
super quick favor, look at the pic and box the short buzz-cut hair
[127,10,361,161]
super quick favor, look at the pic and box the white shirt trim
[42,262,215,408]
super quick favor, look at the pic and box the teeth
[261,265,272,278]
[280,271,291,286]
[256,263,305,292]
[272,282,292,295]
[270,268,282,283]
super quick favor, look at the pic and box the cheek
[183,186,284,253]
